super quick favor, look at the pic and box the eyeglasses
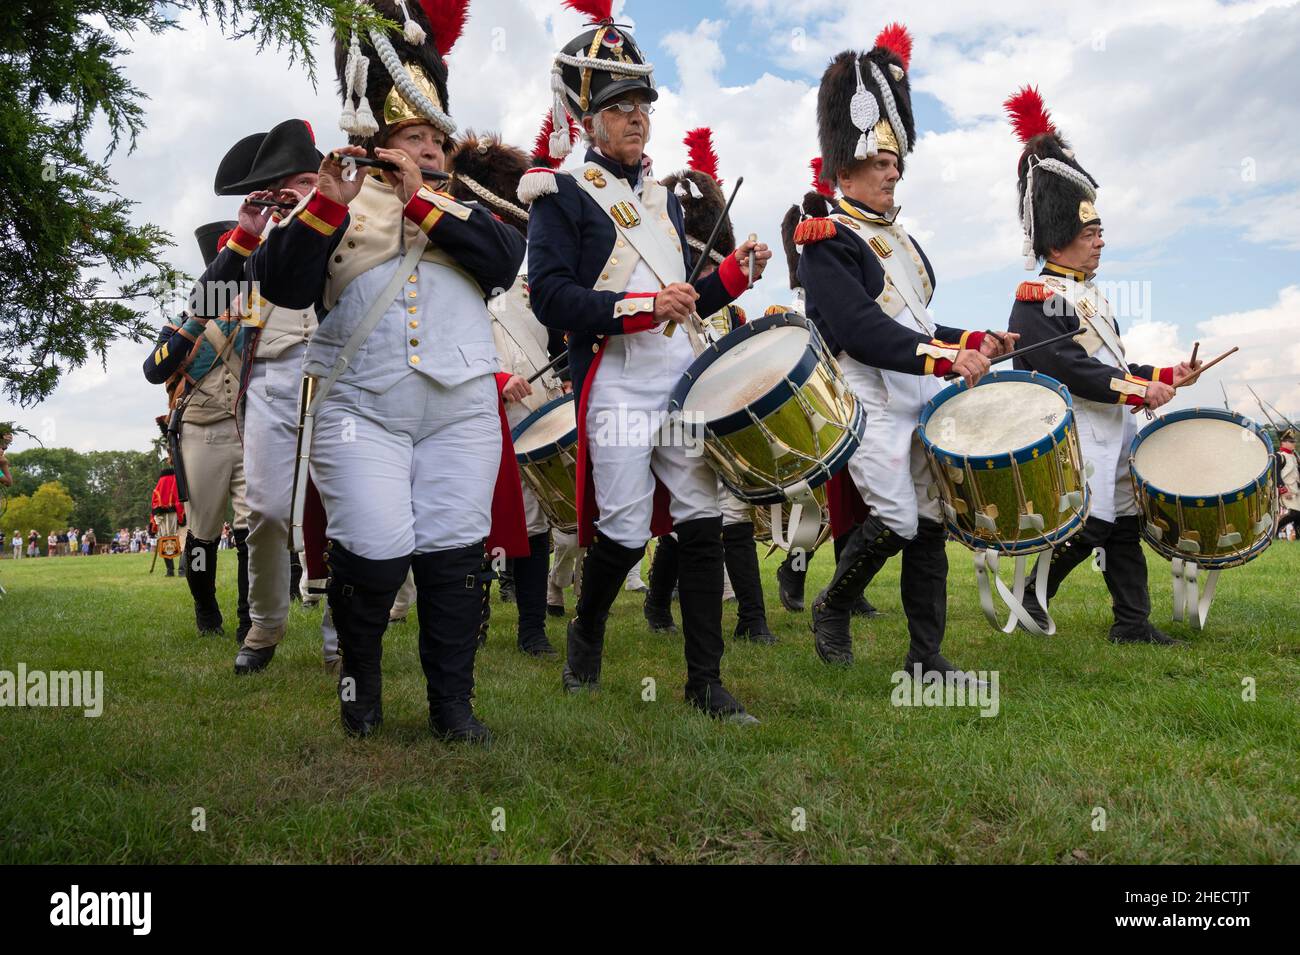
[602,101,654,116]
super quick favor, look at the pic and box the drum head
[513,397,576,455]
[682,325,809,420]
[924,380,1068,455]
[1133,416,1269,496]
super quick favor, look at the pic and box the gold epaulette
[1016,281,1054,302]
[794,217,836,245]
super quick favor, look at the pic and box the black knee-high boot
[327,541,410,737]
[811,513,903,665]
[643,534,679,633]
[413,544,495,742]
[1102,516,1178,645]
[1021,516,1110,630]
[514,532,555,656]
[724,522,776,644]
[186,535,223,637]
[233,527,251,645]
[677,517,756,722]
[834,530,881,618]
[563,534,644,691]
[899,519,959,675]
[163,557,176,577]
[776,547,808,612]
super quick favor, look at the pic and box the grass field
[1,540,1297,864]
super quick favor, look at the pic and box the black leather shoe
[235,620,251,645]
[811,594,853,665]
[851,596,882,618]
[1016,592,1051,633]
[1110,624,1185,646]
[733,619,778,644]
[430,704,493,745]
[233,643,275,675]
[776,556,806,612]
[518,631,558,658]
[685,683,759,725]
[546,602,565,618]
[561,619,602,692]
[643,594,678,633]
[341,701,383,738]
[498,577,515,603]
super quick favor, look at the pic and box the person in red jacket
[150,419,187,578]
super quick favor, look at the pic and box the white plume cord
[849,56,881,160]
[395,0,427,44]
[369,27,456,136]
[686,235,725,265]
[869,60,909,157]
[453,173,530,221]
[1019,155,1097,270]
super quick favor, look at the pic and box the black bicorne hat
[216,120,322,196]
[194,220,238,267]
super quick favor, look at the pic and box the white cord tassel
[338,26,361,134]
[1021,161,1037,270]
[549,66,572,159]
[854,132,868,160]
[689,180,702,199]
[350,46,378,136]
[397,0,427,44]
[865,127,878,157]
[674,182,687,198]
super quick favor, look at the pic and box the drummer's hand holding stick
[656,283,699,327]
[951,349,991,390]
[979,330,1020,358]
[317,145,369,206]
[502,374,533,404]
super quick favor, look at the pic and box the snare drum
[919,370,1089,554]
[511,394,579,534]
[667,311,863,506]
[1129,408,1276,570]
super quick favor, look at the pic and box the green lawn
[1,540,1297,864]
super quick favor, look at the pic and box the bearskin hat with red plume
[448,132,533,235]
[1005,85,1099,268]
[781,158,836,290]
[335,1,470,148]
[816,23,916,187]
[660,128,734,265]
[546,1,657,160]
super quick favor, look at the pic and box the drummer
[448,128,568,658]
[523,7,771,722]
[1003,86,1198,645]
[1278,430,1300,539]
[796,26,1016,677]
[643,130,780,646]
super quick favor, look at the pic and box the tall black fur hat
[816,24,916,187]
[448,132,532,235]
[1005,86,1100,267]
[335,1,467,147]
[661,128,734,266]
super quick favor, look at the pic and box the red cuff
[1157,367,1175,386]
[495,371,512,396]
[932,358,955,378]
[224,226,262,257]
[298,192,348,237]
[1124,393,1146,408]
[963,330,986,353]
[622,314,657,333]
[717,252,749,298]
[404,191,444,233]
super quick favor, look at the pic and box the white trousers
[839,356,942,541]
[585,335,719,549]
[242,346,304,633]
[719,480,752,526]
[548,528,583,604]
[179,415,249,540]
[312,373,500,560]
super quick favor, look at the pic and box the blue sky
[5,0,1299,452]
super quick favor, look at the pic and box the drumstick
[1175,346,1237,388]
[1189,341,1200,367]
[526,351,569,385]
[666,176,744,339]
[943,328,1085,380]
[746,232,757,289]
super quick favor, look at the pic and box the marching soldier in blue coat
[1003,86,1196,645]
[797,25,1016,676]
[522,3,771,722]
[244,0,527,741]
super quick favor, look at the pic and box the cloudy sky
[6,0,1300,453]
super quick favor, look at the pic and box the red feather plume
[533,111,579,168]
[684,127,721,185]
[420,0,470,58]
[563,0,614,24]
[1004,85,1055,143]
[810,157,834,198]
[873,22,912,72]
